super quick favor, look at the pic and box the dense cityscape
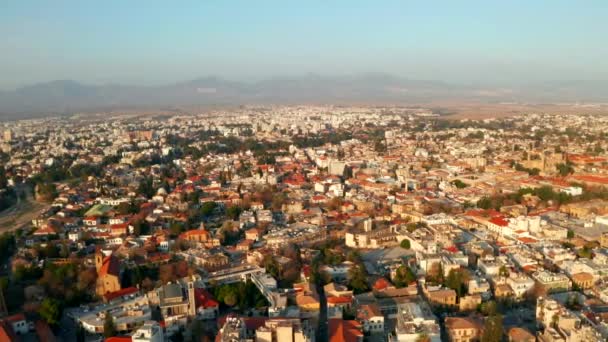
[0,106,608,341]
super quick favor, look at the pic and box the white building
[132,321,164,342]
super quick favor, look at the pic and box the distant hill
[1,74,608,119]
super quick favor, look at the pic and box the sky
[1,0,607,89]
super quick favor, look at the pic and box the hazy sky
[1,1,607,89]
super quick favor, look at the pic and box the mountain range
[1,74,608,119]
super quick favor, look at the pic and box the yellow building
[95,250,121,296]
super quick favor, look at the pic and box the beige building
[445,317,481,342]
[95,250,121,296]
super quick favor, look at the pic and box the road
[0,184,48,233]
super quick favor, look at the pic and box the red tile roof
[571,175,608,185]
[99,255,120,277]
[489,217,509,227]
[517,237,539,244]
[4,313,25,323]
[194,288,219,309]
[0,321,17,342]
[327,296,353,304]
[103,287,139,302]
[373,278,391,291]
[328,318,363,342]
[105,338,132,342]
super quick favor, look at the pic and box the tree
[480,300,497,316]
[477,197,492,210]
[347,265,370,294]
[416,333,430,342]
[451,179,468,189]
[40,298,62,326]
[132,220,150,236]
[444,269,468,298]
[169,222,185,237]
[35,183,58,202]
[200,202,217,217]
[426,262,444,285]
[138,177,155,199]
[226,206,242,220]
[400,239,411,250]
[263,255,280,279]
[556,163,574,177]
[393,266,416,288]
[577,246,593,259]
[498,265,509,278]
[481,315,503,342]
[223,292,238,307]
[567,229,575,239]
[104,312,117,338]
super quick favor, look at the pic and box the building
[3,313,28,335]
[601,231,608,248]
[95,250,122,296]
[505,273,535,299]
[394,300,441,342]
[254,318,314,342]
[356,303,384,333]
[132,321,164,342]
[444,317,482,342]
[194,288,219,319]
[426,288,457,307]
[3,130,12,142]
[77,294,151,334]
[459,295,482,312]
[179,228,220,248]
[532,270,571,294]
[571,272,594,289]
[294,282,320,313]
[151,277,197,332]
[507,327,534,342]
[328,318,364,342]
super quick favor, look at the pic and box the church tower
[95,249,104,273]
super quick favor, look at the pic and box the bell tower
[95,249,104,273]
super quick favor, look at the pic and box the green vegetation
[39,298,63,326]
[35,182,58,202]
[481,314,503,342]
[347,264,370,294]
[212,280,269,310]
[477,185,578,209]
[200,201,217,217]
[103,312,117,338]
[138,176,155,199]
[556,163,574,176]
[451,179,468,189]
[444,269,469,298]
[514,163,540,176]
[393,266,416,288]
[577,245,593,259]
[400,239,411,249]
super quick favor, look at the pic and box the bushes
[212,281,268,310]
